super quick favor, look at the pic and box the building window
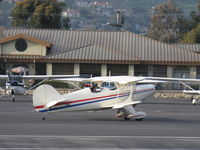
[52,63,74,75]
[80,64,101,77]
[15,38,28,52]
[0,62,5,74]
[197,66,200,79]
[107,64,128,76]
[173,66,189,78]
[36,63,46,75]
[134,65,148,76]
[153,65,167,77]
[173,66,190,90]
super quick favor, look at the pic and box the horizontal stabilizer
[45,100,62,109]
[183,90,200,94]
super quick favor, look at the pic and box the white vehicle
[33,76,200,121]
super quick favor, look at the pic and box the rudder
[33,84,65,112]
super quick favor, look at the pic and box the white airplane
[183,91,200,105]
[181,81,200,105]
[33,76,200,121]
[0,72,80,102]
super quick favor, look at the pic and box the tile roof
[46,44,140,64]
[0,33,52,47]
[175,44,200,53]
[1,27,200,65]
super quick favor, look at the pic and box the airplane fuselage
[6,84,26,95]
[35,84,155,113]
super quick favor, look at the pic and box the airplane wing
[0,74,82,81]
[0,75,9,80]
[21,74,80,80]
[86,76,200,85]
[0,74,80,80]
[145,77,200,83]
[86,76,146,84]
[183,90,200,94]
[86,76,198,84]
[55,77,87,82]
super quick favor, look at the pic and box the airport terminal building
[1,27,200,79]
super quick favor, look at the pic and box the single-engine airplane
[0,68,80,102]
[33,76,200,121]
[182,86,200,105]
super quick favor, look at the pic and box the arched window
[173,66,189,78]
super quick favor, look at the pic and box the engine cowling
[14,86,26,95]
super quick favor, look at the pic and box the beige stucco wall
[1,40,47,56]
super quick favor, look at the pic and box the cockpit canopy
[101,82,117,90]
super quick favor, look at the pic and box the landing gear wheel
[124,117,131,121]
[192,99,197,105]
[135,118,144,121]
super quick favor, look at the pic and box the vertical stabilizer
[33,84,65,108]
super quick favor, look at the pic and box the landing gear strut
[11,90,15,103]
[42,112,48,120]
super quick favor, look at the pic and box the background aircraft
[0,66,80,102]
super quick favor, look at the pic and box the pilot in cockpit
[90,82,101,93]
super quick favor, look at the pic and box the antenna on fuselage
[108,71,112,87]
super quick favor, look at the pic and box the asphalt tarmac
[0,95,200,150]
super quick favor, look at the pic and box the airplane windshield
[101,82,117,90]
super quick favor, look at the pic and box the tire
[124,117,131,121]
[135,118,144,121]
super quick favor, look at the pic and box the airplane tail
[33,84,65,112]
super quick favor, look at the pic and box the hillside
[0,0,199,33]
[66,0,198,33]
[84,0,198,15]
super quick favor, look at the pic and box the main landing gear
[123,115,144,121]
[191,96,199,105]
[116,106,146,121]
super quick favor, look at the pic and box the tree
[147,0,187,43]
[11,0,69,29]
[189,0,200,27]
[182,25,200,43]
[182,0,200,43]
[62,17,70,29]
